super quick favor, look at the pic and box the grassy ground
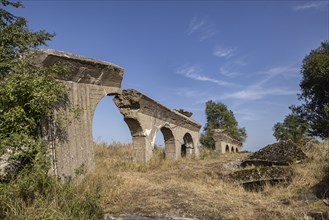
[82,142,329,220]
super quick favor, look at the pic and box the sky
[11,0,329,151]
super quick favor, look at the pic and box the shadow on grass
[313,167,329,199]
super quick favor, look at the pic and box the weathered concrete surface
[114,89,201,162]
[241,140,308,167]
[230,166,293,191]
[212,129,241,153]
[32,49,202,178]
[33,49,124,179]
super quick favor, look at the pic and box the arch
[236,147,239,152]
[231,146,234,153]
[124,117,144,137]
[122,117,147,161]
[159,127,175,159]
[92,95,132,144]
[226,144,230,153]
[182,133,194,157]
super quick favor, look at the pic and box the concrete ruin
[114,89,201,162]
[32,49,201,179]
[213,129,242,153]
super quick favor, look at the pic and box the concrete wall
[114,89,201,162]
[215,140,240,154]
[33,49,201,179]
[213,129,242,154]
[33,49,124,179]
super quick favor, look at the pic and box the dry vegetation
[81,142,329,220]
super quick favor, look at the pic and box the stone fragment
[230,166,293,191]
[241,140,307,167]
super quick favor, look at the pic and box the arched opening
[236,147,239,152]
[92,95,131,143]
[182,133,194,157]
[92,95,134,161]
[226,145,230,153]
[181,144,187,157]
[231,146,234,153]
[124,117,146,161]
[155,126,175,159]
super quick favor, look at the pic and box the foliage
[0,0,69,182]
[0,0,53,75]
[0,1,104,219]
[200,100,247,149]
[273,112,311,146]
[293,41,329,139]
[0,154,104,219]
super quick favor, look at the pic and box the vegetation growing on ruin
[0,1,103,219]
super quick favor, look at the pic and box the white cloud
[177,65,234,87]
[293,1,328,11]
[234,109,263,121]
[188,17,206,34]
[218,59,246,77]
[219,67,240,77]
[223,86,297,101]
[258,66,300,79]
[213,47,237,58]
[188,16,218,41]
[221,64,299,101]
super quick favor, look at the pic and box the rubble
[241,140,307,167]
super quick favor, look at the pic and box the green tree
[273,113,311,146]
[0,2,103,219]
[0,0,53,75]
[200,100,247,149]
[293,41,329,139]
[0,0,68,179]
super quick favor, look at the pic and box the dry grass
[82,142,329,220]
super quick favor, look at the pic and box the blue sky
[15,0,328,151]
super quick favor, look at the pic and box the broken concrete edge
[240,159,290,167]
[116,89,202,131]
[34,49,124,71]
[31,49,124,88]
[244,140,308,166]
[173,109,193,117]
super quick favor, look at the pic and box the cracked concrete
[32,49,201,179]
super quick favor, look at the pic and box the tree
[0,0,53,75]
[273,112,311,146]
[293,41,329,139]
[0,2,104,219]
[0,0,69,181]
[200,100,247,149]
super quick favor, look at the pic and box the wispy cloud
[213,47,237,58]
[258,66,300,79]
[219,67,240,77]
[188,16,218,41]
[234,109,263,121]
[293,1,328,11]
[223,86,298,101]
[221,65,299,101]
[177,65,234,87]
[219,59,246,77]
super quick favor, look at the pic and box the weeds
[0,157,104,220]
[87,141,329,220]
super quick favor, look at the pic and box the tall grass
[0,153,104,220]
[1,141,327,219]
[84,141,329,220]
